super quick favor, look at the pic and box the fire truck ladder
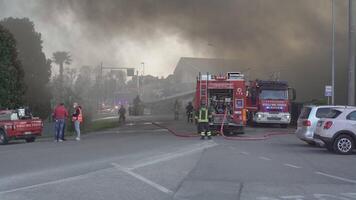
[198,72,209,107]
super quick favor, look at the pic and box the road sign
[325,85,332,97]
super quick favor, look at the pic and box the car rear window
[324,109,342,119]
[299,107,312,119]
[316,108,334,118]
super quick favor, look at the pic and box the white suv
[295,105,344,145]
[314,107,356,154]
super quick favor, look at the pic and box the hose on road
[152,106,291,140]
[152,121,291,141]
[152,122,200,138]
[217,109,290,141]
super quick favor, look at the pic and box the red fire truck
[194,72,247,134]
[0,109,43,145]
[246,80,296,128]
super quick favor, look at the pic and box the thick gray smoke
[1,0,350,103]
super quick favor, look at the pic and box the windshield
[259,90,288,100]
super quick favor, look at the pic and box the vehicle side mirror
[288,88,296,101]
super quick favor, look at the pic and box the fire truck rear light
[323,121,333,129]
[303,120,311,127]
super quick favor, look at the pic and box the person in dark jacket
[185,102,194,123]
[118,105,126,124]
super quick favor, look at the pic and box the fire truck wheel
[25,137,36,143]
[0,130,8,145]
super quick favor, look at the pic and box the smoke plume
[0,0,350,102]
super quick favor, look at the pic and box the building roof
[173,57,247,83]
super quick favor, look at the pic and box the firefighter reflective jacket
[72,107,83,123]
[198,107,211,123]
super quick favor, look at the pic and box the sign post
[325,85,333,105]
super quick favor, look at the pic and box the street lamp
[348,0,356,105]
[331,0,336,105]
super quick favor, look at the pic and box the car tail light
[323,121,333,129]
[303,120,311,126]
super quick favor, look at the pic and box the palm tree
[52,51,72,101]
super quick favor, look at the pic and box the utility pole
[348,0,356,105]
[331,0,336,105]
[141,62,145,97]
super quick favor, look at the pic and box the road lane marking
[128,141,217,169]
[313,194,350,200]
[111,163,173,195]
[258,156,272,161]
[279,195,305,199]
[341,193,356,198]
[0,169,99,195]
[240,151,250,155]
[315,171,356,184]
[126,123,135,126]
[283,164,301,169]
[143,122,152,125]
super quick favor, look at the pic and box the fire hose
[152,111,291,140]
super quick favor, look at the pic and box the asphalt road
[0,115,355,200]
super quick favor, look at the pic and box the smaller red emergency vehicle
[0,109,43,144]
[194,72,247,134]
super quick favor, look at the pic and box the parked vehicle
[0,109,43,145]
[246,80,296,128]
[295,105,345,145]
[314,107,356,154]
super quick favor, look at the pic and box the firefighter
[118,105,126,124]
[196,102,212,140]
[185,101,194,123]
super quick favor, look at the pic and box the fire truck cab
[246,80,296,128]
[194,72,247,134]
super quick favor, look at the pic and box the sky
[0,0,351,102]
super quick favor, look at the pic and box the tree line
[0,17,64,118]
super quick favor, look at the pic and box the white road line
[143,122,152,125]
[127,123,135,126]
[283,163,302,169]
[0,171,93,195]
[111,163,173,194]
[129,141,217,170]
[258,156,272,161]
[315,171,356,184]
[240,151,250,155]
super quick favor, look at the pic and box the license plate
[267,117,281,120]
[24,132,32,135]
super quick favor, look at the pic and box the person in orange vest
[72,102,83,141]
